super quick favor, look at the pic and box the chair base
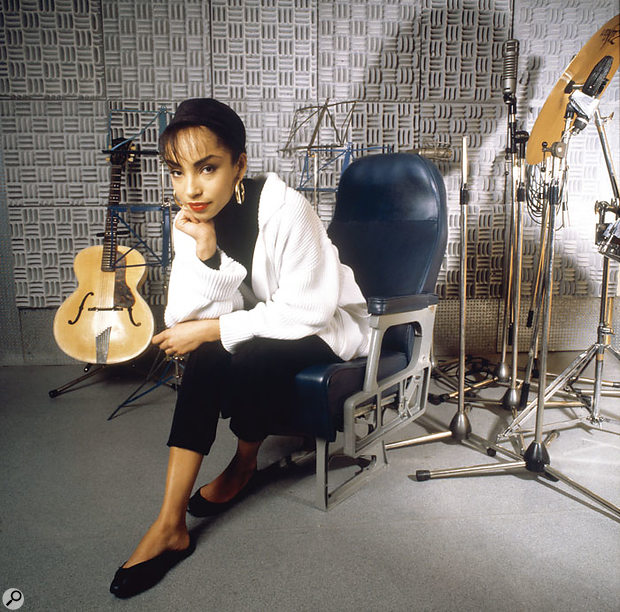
[316,438,388,510]
[279,436,388,510]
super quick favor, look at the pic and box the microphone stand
[517,203,548,410]
[495,131,514,385]
[428,51,526,410]
[386,137,473,453]
[497,83,526,411]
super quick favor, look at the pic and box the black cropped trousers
[167,336,342,455]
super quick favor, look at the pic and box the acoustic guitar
[53,140,154,364]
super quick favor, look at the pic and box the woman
[109,98,370,598]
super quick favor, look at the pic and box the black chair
[292,152,448,509]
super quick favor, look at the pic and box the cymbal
[526,14,620,165]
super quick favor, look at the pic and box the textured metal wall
[1,0,619,354]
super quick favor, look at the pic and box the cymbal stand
[499,108,620,441]
[386,137,473,451]
[412,113,620,519]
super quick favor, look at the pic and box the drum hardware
[526,14,620,165]
[411,15,620,519]
[504,101,620,439]
[598,218,620,263]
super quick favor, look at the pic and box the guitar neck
[101,164,123,272]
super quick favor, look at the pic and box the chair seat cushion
[293,350,408,441]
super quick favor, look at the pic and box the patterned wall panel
[209,0,318,207]
[0,0,619,354]
[1,98,108,307]
[101,0,211,101]
[210,0,316,102]
[0,0,105,99]
[317,0,419,102]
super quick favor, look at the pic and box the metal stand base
[386,406,472,451]
[413,433,620,518]
[499,342,620,441]
[428,357,497,407]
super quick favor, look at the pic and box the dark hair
[159,98,246,162]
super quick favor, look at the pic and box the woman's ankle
[122,522,189,568]
[236,438,263,462]
[152,516,188,539]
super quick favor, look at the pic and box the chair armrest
[367,293,438,315]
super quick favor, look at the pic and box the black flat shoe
[109,538,196,599]
[187,470,258,518]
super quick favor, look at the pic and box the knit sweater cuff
[164,249,246,327]
[219,309,255,353]
[184,249,245,300]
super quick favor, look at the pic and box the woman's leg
[123,446,202,568]
[167,342,231,454]
[196,336,340,503]
[197,438,262,503]
[228,336,342,441]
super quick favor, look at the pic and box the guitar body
[53,245,154,364]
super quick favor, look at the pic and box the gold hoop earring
[172,191,184,209]
[234,181,245,205]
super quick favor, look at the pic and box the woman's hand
[153,319,221,357]
[175,208,217,261]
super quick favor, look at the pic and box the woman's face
[164,125,247,222]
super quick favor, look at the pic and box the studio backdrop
[0,0,618,365]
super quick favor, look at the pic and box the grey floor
[1,351,619,612]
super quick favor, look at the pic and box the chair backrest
[328,153,448,353]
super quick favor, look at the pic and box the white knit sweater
[165,173,370,361]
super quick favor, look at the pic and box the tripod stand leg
[48,364,105,398]
[608,346,620,362]
[106,356,180,420]
[544,465,620,517]
[590,257,616,421]
[415,459,526,480]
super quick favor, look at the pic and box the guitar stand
[48,352,182,420]
[106,352,183,420]
[48,363,106,398]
